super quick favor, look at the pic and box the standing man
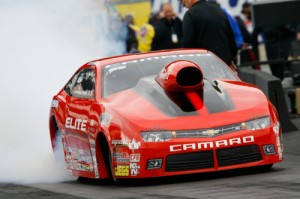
[261,25,297,80]
[151,3,182,51]
[235,2,260,60]
[180,0,237,67]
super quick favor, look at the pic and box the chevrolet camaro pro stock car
[49,49,283,183]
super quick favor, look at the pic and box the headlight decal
[245,116,270,131]
[141,116,271,142]
[141,131,173,142]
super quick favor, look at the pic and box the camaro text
[170,136,254,152]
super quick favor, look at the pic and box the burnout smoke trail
[0,0,123,183]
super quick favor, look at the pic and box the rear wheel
[51,117,65,161]
[53,129,65,162]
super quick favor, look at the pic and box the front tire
[107,147,119,184]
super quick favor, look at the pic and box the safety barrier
[238,67,297,132]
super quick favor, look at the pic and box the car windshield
[102,53,238,97]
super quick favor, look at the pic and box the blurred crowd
[107,2,182,54]
[106,0,300,80]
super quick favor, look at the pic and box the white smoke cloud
[0,0,123,183]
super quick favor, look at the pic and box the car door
[63,67,97,176]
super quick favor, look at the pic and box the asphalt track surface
[1,119,300,199]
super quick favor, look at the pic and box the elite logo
[65,117,87,131]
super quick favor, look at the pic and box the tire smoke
[0,0,122,183]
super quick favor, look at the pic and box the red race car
[49,49,283,182]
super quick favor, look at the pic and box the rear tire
[53,129,65,162]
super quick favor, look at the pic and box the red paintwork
[49,49,283,180]
[156,60,204,91]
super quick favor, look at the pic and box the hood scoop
[131,60,234,117]
[155,60,204,92]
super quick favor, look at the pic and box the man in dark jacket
[261,25,297,80]
[151,3,182,51]
[180,0,237,66]
[235,2,260,61]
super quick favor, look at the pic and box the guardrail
[238,58,300,69]
[238,67,297,132]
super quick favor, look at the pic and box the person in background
[148,11,161,26]
[208,0,244,50]
[235,1,260,61]
[108,14,139,54]
[137,23,155,52]
[260,24,298,80]
[124,14,140,34]
[297,24,300,42]
[290,24,300,59]
[151,3,182,50]
[180,0,237,70]
[124,13,154,53]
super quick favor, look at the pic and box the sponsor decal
[90,119,97,126]
[273,122,280,134]
[130,163,140,176]
[63,145,94,172]
[106,54,210,73]
[67,169,72,176]
[89,139,95,145]
[51,99,59,108]
[65,117,87,131]
[273,122,283,160]
[88,138,99,178]
[128,138,141,150]
[67,132,88,140]
[100,113,112,127]
[170,136,255,152]
[73,90,94,98]
[105,65,126,76]
[112,138,141,151]
[130,154,140,163]
[160,70,169,80]
[115,165,129,176]
[112,139,128,146]
[89,132,95,138]
[88,127,95,133]
[113,152,129,164]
